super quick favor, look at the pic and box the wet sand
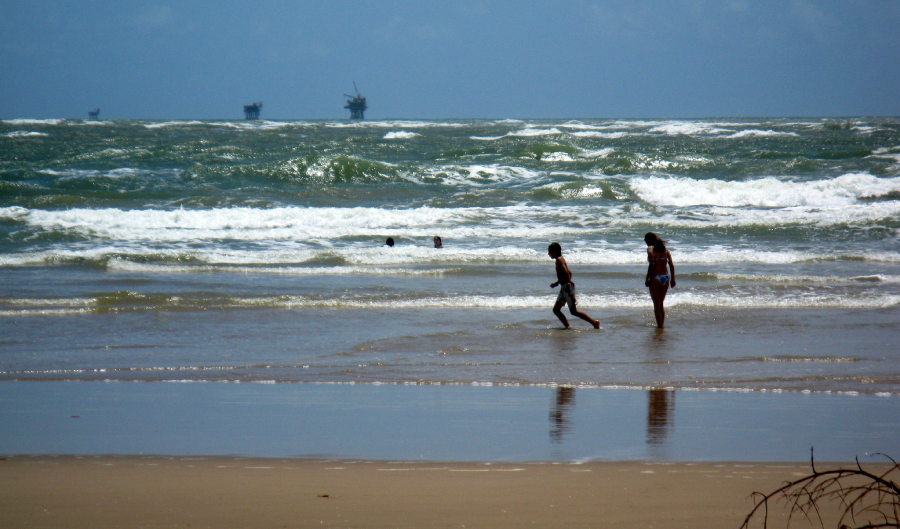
[0,455,842,529]
[2,382,897,462]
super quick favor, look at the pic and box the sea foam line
[3,245,900,267]
[2,291,897,316]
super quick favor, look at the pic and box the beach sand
[0,455,856,528]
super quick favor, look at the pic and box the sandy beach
[0,455,851,529]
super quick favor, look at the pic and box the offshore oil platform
[88,108,100,120]
[344,83,367,119]
[243,102,262,120]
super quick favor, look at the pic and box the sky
[1,0,898,120]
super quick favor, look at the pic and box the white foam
[868,153,900,166]
[4,291,894,314]
[3,131,49,137]
[710,273,900,284]
[383,131,421,139]
[506,127,562,137]
[569,131,632,139]
[540,152,576,162]
[648,122,732,136]
[5,199,900,252]
[470,128,563,141]
[38,167,171,180]
[610,203,900,231]
[2,119,64,125]
[872,146,900,155]
[325,120,466,129]
[4,241,899,268]
[106,260,458,276]
[209,120,299,131]
[723,130,800,139]
[578,147,617,159]
[419,164,544,186]
[557,121,624,131]
[630,174,900,207]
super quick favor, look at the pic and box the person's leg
[553,300,571,329]
[649,281,669,327]
[570,306,600,329]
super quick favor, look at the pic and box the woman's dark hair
[653,238,667,253]
[644,232,659,245]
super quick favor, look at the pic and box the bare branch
[740,451,900,529]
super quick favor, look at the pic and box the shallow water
[1,118,899,395]
[1,382,895,462]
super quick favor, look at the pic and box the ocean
[1,117,899,398]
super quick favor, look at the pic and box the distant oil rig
[238,86,369,120]
[243,102,263,120]
[88,108,100,120]
[344,83,367,119]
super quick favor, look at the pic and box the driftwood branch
[741,449,900,529]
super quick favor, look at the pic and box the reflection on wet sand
[647,389,675,447]
[644,328,675,454]
[549,386,576,443]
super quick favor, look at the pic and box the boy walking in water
[548,242,600,330]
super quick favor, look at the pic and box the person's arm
[645,261,653,287]
[667,251,676,287]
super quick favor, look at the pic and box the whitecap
[142,121,207,129]
[2,118,64,125]
[3,131,49,137]
[506,127,562,137]
[630,173,900,208]
[325,120,466,129]
[648,122,732,135]
[569,131,632,139]
[578,147,616,159]
[383,131,421,139]
[723,130,800,139]
[540,152,575,162]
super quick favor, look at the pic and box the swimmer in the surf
[548,242,600,330]
[645,235,676,328]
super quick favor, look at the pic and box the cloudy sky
[1,0,897,119]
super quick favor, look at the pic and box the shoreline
[3,378,897,397]
[2,455,873,529]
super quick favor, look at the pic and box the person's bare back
[555,255,573,287]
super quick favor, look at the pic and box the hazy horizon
[2,1,898,120]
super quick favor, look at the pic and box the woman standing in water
[644,233,676,328]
